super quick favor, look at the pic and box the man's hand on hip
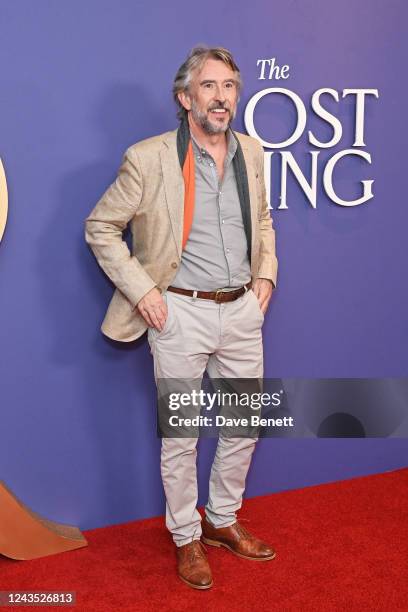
[137,287,167,331]
[252,278,274,315]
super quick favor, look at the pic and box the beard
[190,98,236,135]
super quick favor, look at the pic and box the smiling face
[178,58,239,135]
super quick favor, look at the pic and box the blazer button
[171,262,178,269]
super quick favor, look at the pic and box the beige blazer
[85,129,278,342]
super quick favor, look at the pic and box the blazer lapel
[160,131,184,259]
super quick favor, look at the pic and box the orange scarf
[181,140,195,250]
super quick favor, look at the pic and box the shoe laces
[188,540,207,563]
[235,518,252,539]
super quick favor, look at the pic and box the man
[85,46,278,590]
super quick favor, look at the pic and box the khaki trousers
[147,287,264,547]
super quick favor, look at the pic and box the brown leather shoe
[202,518,276,561]
[176,540,213,589]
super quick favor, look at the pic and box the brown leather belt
[167,281,252,303]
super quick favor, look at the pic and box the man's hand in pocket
[137,287,167,331]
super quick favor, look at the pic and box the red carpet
[1,468,407,611]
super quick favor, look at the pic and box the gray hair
[172,45,242,120]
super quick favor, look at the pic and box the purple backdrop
[0,0,406,530]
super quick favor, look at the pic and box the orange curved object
[0,158,8,244]
[0,481,88,560]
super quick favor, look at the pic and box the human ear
[178,91,192,111]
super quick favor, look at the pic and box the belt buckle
[215,288,227,303]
